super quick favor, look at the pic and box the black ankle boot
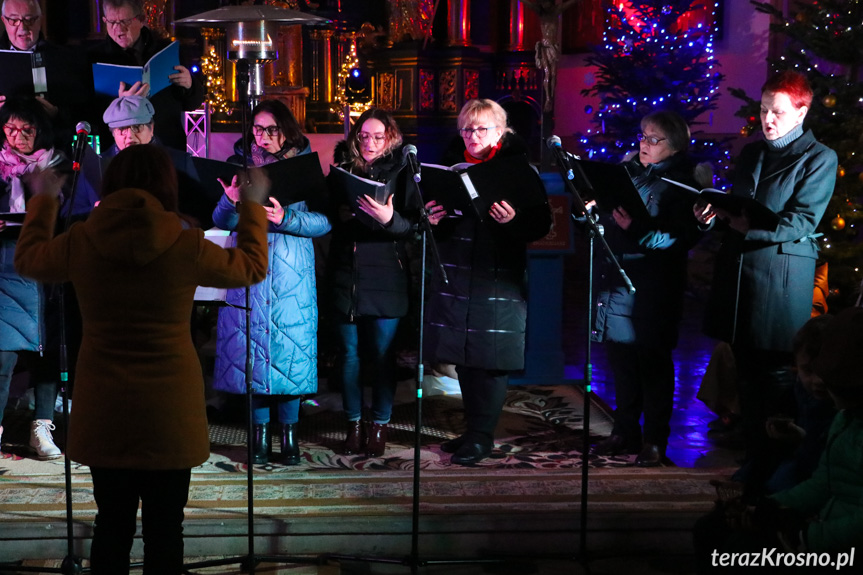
[252,423,270,464]
[343,420,364,455]
[279,423,301,466]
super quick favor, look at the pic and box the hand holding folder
[420,154,546,221]
[569,159,651,223]
[662,177,780,232]
[192,152,327,209]
[326,165,401,229]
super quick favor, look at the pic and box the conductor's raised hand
[489,200,515,224]
[357,194,394,225]
[218,174,243,204]
[239,168,271,206]
[425,200,446,225]
[22,167,66,200]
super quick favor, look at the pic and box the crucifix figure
[524,0,579,112]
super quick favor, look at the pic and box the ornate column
[321,29,335,104]
[508,0,526,51]
[447,0,471,47]
[89,0,103,38]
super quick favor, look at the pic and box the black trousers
[606,341,675,450]
[89,467,192,575]
[455,365,509,447]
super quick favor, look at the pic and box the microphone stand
[327,159,518,574]
[547,142,635,570]
[0,130,92,574]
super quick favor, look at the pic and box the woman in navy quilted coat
[211,100,331,465]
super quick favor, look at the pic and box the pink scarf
[0,143,56,212]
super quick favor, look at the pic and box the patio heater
[176,5,330,106]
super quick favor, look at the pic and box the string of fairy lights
[577,0,729,182]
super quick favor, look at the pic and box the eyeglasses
[459,126,497,138]
[252,125,281,137]
[358,132,385,143]
[3,124,37,138]
[2,14,40,26]
[113,124,149,135]
[636,133,667,146]
[102,15,141,29]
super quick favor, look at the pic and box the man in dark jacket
[87,0,205,152]
[697,70,837,472]
[0,0,90,148]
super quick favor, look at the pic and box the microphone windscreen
[403,144,418,158]
[76,121,91,135]
[546,135,562,149]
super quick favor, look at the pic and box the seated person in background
[762,314,836,494]
[100,95,212,227]
[766,307,863,553]
[693,308,863,572]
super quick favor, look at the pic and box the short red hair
[762,70,813,110]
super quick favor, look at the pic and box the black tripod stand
[547,136,635,569]
[0,123,98,575]
[325,152,525,574]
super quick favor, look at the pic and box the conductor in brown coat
[14,145,270,574]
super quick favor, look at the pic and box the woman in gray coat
[696,70,837,472]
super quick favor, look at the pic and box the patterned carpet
[0,385,726,523]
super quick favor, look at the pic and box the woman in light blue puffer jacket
[211,100,330,466]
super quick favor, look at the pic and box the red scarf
[463,141,502,164]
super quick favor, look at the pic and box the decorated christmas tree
[578,0,727,174]
[731,0,863,307]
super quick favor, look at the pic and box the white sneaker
[30,420,62,460]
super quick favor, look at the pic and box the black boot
[343,420,364,455]
[279,423,301,466]
[252,423,270,464]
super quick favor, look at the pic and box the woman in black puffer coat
[328,108,416,457]
[423,99,552,466]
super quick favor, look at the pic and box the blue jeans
[336,316,400,423]
[0,350,58,426]
[0,351,15,427]
[251,395,300,425]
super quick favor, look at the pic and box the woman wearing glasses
[87,0,205,152]
[590,110,704,466]
[0,97,75,460]
[328,107,416,457]
[211,99,331,466]
[423,98,552,465]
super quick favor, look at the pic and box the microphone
[72,121,91,173]
[546,135,574,181]
[403,144,421,183]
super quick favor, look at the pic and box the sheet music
[194,229,236,303]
